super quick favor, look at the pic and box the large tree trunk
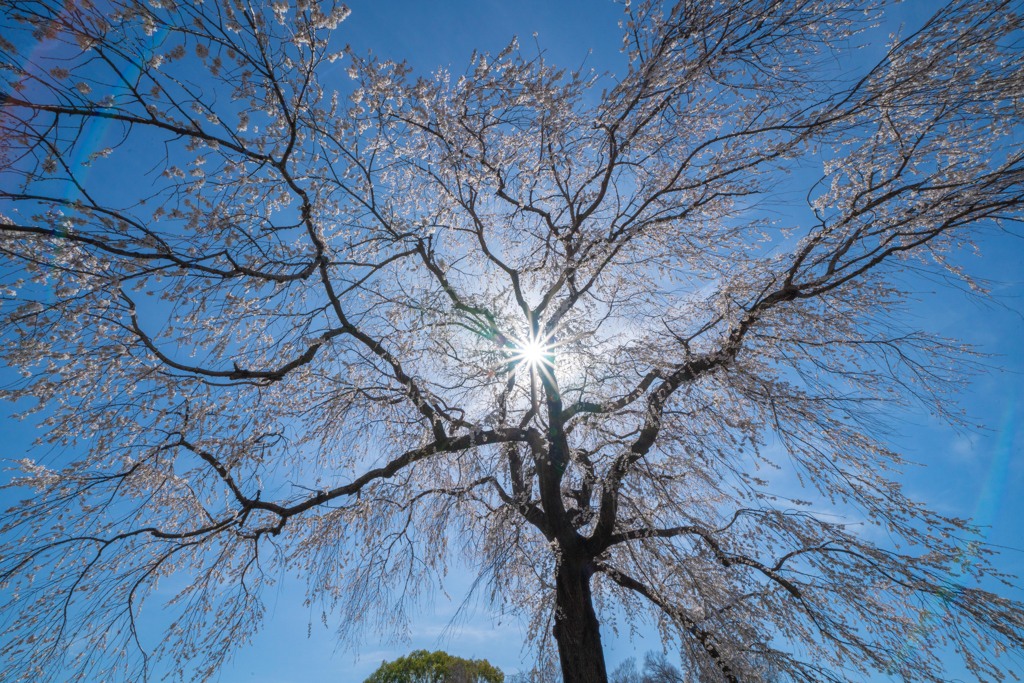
[553,557,608,683]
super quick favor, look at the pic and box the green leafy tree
[363,650,504,683]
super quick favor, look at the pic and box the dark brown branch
[597,562,740,683]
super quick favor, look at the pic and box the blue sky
[1,1,1022,681]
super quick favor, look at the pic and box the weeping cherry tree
[1,0,1024,681]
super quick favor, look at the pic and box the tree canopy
[363,649,504,683]
[1,0,1023,682]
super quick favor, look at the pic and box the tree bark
[553,557,608,683]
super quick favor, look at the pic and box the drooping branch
[596,562,741,683]
[603,523,802,598]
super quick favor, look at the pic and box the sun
[520,337,549,367]
[511,333,553,369]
